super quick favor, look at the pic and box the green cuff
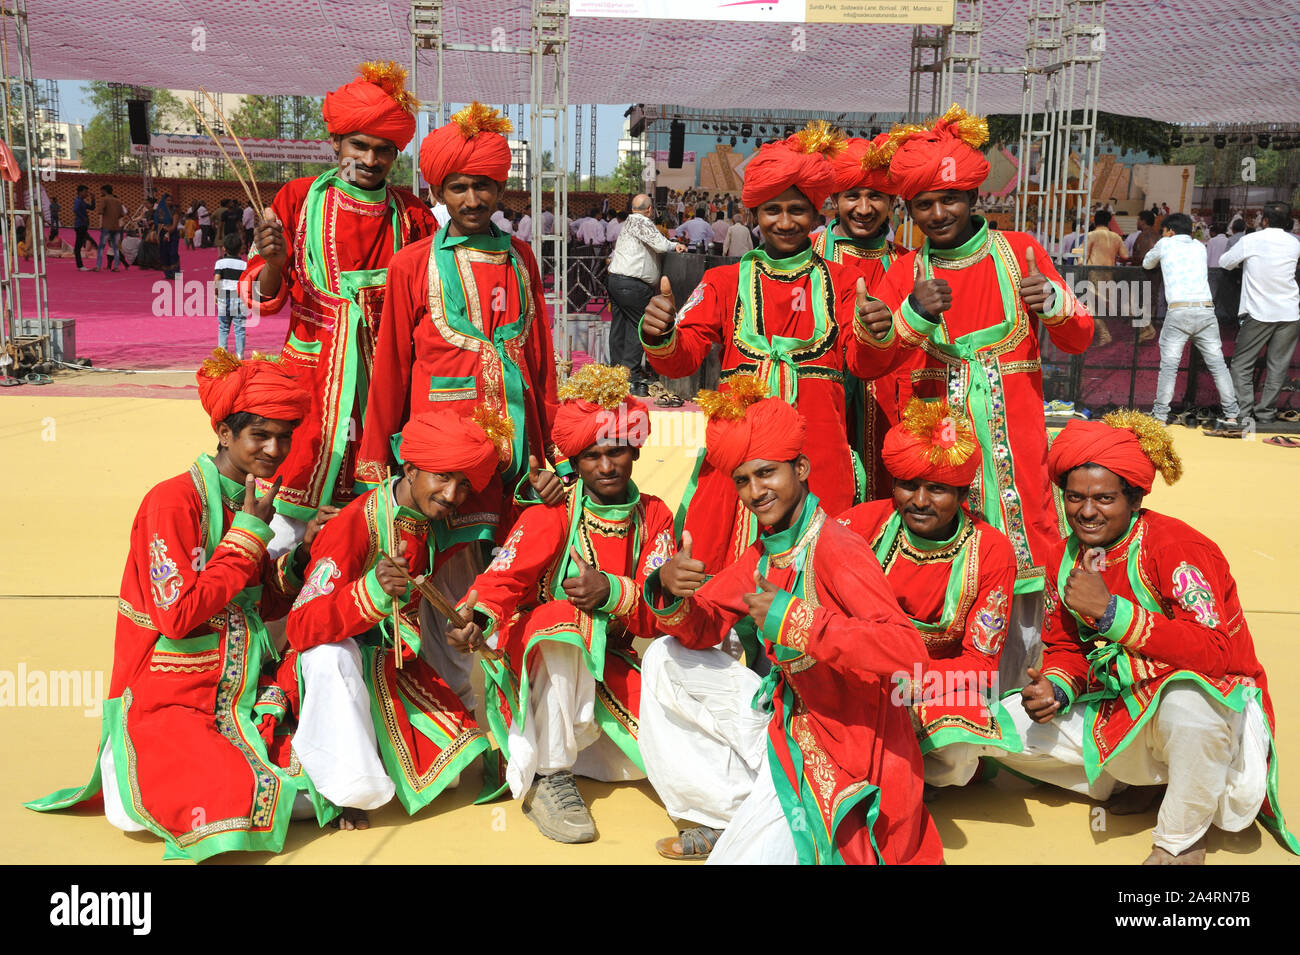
[232,510,273,544]
[760,588,796,646]
[900,296,940,340]
[553,457,574,480]
[643,570,684,618]
[475,603,500,641]
[639,321,677,356]
[597,572,624,614]
[363,566,397,617]
[1040,279,1065,319]
[1043,672,1077,713]
[1100,595,1137,644]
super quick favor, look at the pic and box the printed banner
[130,133,335,163]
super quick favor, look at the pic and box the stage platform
[1,392,1297,865]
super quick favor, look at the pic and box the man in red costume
[837,400,1020,787]
[640,123,897,574]
[356,102,564,710]
[992,413,1297,864]
[872,105,1094,688]
[27,351,318,861]
[447,365,676,845]
[638,378,943,864]
[815,133,912,499]
[240,62,435,553]
[285,409,506,830]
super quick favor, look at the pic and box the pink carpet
[31,248,288,370]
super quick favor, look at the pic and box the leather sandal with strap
[655,825,722,861]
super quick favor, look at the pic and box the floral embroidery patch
[1171,561,1220,628]
[642,529,675,574]
[679,281,708,316]
[972,586,1009,655]
[488,528,524,573]
[149,534,183,610]
[1044,581,1060,618]
[292,558,341,609]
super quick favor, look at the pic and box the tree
[610,152,645,194]
[987,111,1176,162]
[78,82,188,175]
[226,94,332,183]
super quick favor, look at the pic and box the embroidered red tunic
[838,498,1018,751]
[285,483,492,813]
[465,487,677,765]
[28,460,304,861]
[238,173,435,520]
[642,248,899,573]
[355,229,561,544]
[648,507,943,864]
[875,220,1093,593]
[813,225,912,499]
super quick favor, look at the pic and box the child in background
[214,233,248,359]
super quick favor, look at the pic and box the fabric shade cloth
[741,139,836,212]
[195,349,310,431]
[321,65,417,150]
[551,396,652,458]
[399,411,500,492]
[704,396,806,476]
[1047,419,1156,494]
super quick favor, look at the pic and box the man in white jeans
[1221,202,1300,425]
[1142,212,1239,431]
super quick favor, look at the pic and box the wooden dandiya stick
[198,88,267,219]
[377,548,503,662]
[384,466,403,670]
[184,97,260,213]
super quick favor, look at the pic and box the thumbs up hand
[1020,245,1053,314]
[742,570,782,630]
[527,453,566,507]
[660,530,708,598]
[561,546,610,612]
[1063,555,1112,624]
[641,275,679,342]
[854,276,893,341]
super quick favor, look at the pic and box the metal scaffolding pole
[1014,0,1064,238]
[1054,0,1106,259]
[939,0,983,115]
[0,0,51,373]
[573,103,583,189]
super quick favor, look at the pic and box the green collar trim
[900,509,969,552]
[212,457,247,508]
[924,215,989,260]
[437,221,512,251]
[748,244,814,273]
[760,493,819,557]
[327,170,389,204]
[581,480,641,520]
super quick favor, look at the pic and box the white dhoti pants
[992,683,1270,854]
[923,743,984,788]
[292,638,395,811]
[100,744,148,833]
[506,640,642,798]
[707,747,797,865]
[267,513,307,560]
[639,636,772,831]
[418,544,481,712]
[998,591,1044,692]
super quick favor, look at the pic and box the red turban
[322,62,418,150]
[419,102,513,188]
[881,400,981,487]
[742,133,837,212]
[1047,412,1183,494]
[552,398,651,458]
[886,105,991,201]
[828,134,898,196]
[703,392,806,477]
[196,349,310,432]
[399,411,501,493]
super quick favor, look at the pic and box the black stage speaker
[668,120,685,168]
[127,100,150,145]
[655,186,668,206]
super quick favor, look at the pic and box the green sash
[431,223,533,483]
[913,218,1039,594]
[735,245,834,406]
[751,495,884,865]
[284,170,403,521]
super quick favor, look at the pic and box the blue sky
[58,81,630,176]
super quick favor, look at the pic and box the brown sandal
[655,825,722,861]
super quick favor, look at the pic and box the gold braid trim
[451,102,514,138]
[1101,409,1183,486]
[358,61,420,114]
[558,363,630,409]
[696,373,768,420]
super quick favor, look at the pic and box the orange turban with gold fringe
[828,133,899,196]
[1047,411,1182,495]
[322,61,418,150]
[881,399,981,487]
[419,102,514,187]
[552,364,652,458]
[699,375,806,476]
[399,407,507,492]
[196,349,310,432]
[742,121,839,212]
[884,104,990,201]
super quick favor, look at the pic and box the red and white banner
[130,133,335,163]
